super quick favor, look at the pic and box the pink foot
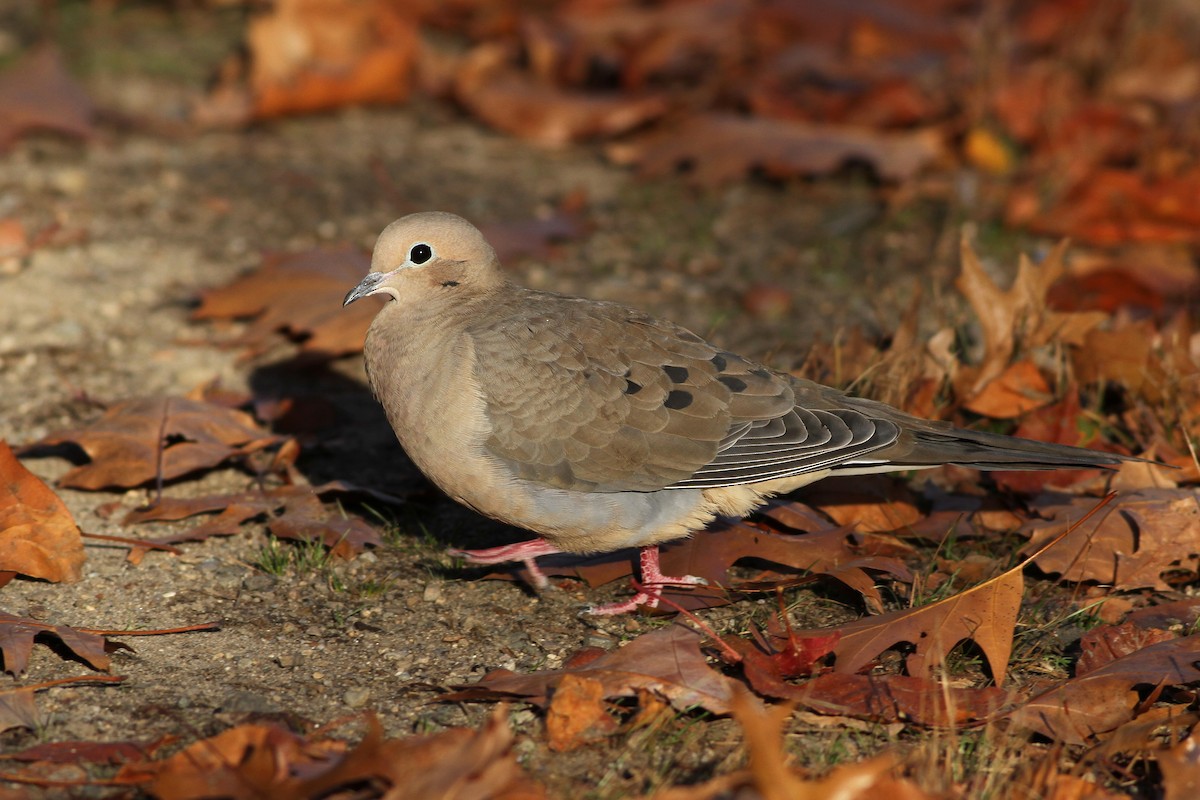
[586,546,707,616]
[447,538,564,589]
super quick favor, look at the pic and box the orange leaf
[0,441,84,583]
[961,360,1052,419]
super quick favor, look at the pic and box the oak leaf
[28,397,283,491]
[1022,489,1200,591]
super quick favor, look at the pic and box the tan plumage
[345,212,1134,613]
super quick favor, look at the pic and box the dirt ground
[0,6,1013,797]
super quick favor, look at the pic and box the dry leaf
[192,245,376,361]
[0,613,113,676]
[27,396,283,491]
[1006,635,1200,744]
[0,441,85,583]
[444,624,734,715]
[455,43,668,147]
[0,45,94,151]
[122,484,383,560]
[1022,489,1200,591]
[197,0,418,126]
[545,673,619,751]
[608,112,944,186]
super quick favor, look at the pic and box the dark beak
[344,272,386,306]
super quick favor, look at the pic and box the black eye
[409,243,432,264]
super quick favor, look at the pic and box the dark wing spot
[664,390,693,410]
[624,380,643,395]
[718,376,748,392]
[710,353,728,372]
[663,365,689,383]
[750,367,772,379]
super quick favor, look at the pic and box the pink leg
[586,546,708,616]
[447,538,563,589]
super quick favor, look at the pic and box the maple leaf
[0,441,85,583]
[27,396,284,491]
[443,624,734,715]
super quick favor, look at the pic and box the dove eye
[409,243,433,264]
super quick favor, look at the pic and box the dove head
[344,212,503,307]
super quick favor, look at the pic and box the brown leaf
[511,522,909,613]
[1076,622,1178,676]
[961,360,1052,419]
[1005,635,1200,744]
[0,687,38,734]
[1024,168,1200,246]
[0,45,94,151]
[122,484,382,560]
[1021,489,1200,591]
[455,43,668,147]
[794,673,1008,727]
[1160,730,1200,800]
[27,396,283,491]
[545,673,619,752]
[0,441,85,583]
[197,0,417,126]
[192,245,376,361]
[608,112,943,186]
[954,239,1106,400]
[797,551,1025,685]
[0,613,112,676]
[444,624,734,715]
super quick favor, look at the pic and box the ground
[0,6,1058,798]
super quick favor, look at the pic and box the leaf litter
[2,2,1200,795]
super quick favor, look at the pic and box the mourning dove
[345,212,1135,614]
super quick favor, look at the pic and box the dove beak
[344,271,387,306]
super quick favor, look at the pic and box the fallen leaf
[1160,730,1200,800]
[794,673,1008,726]
[0,441,85,583]
[122,484,383,560]
[954,238,1106,400]
[1076,622,1178,676]
[192,245,376,361]
[197,0,418,125]
[0,45,94,151]
[961,360,1052,419]
[796,547,1026,685]
[444,624,734,715]
[607,112,944,186]
[0,613,114,675]
[133,707,541,799]
[1021,489,1200,591]
[455,44,668,147]
[545,673,619,751]
[1005,635,1200,744]
[26,396,284,491]
[506,522,910,613]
